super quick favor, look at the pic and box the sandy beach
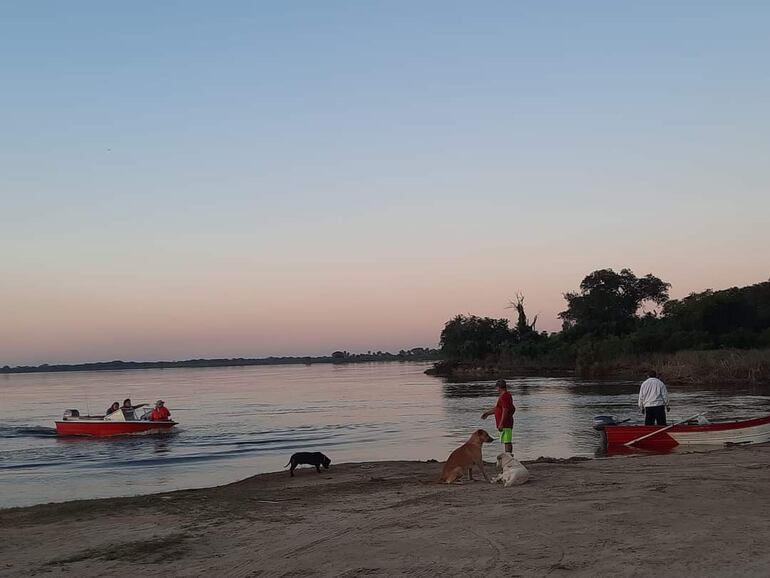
[2,444,769,577]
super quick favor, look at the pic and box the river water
[2,362,769,508]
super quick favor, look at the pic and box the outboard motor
[63,409,80,420]
[593,415,619,431]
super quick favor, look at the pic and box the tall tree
[559,268,670,336]
[507,292,538,339]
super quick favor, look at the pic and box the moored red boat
[55,405,177,437]
[597,414,770,450]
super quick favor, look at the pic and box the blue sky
[2,2,769,364]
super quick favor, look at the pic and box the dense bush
[439,315,512,361]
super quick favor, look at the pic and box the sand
[2,444,769,577]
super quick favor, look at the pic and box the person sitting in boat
[150,400,171,421]
[106,402,120,416]
[121,398,142,420]
[122,398,137,410]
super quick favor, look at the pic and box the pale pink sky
[3,3,770,365]
[3,228,767,365]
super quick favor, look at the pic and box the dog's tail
[284,460,291,468]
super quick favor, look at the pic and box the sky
[2,1,770,365]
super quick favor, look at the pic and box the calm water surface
[2,362,769,508]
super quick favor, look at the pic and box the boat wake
[0,425,58,438]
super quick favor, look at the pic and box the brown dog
[439,429,494,483]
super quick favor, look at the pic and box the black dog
[286,452,331,477]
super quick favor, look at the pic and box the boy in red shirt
[482,379,515,453]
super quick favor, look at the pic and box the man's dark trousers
[645,405,667,426]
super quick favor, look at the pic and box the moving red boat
[596,414,770,450]
[55,404,177,437]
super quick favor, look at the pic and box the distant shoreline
[1,349,441,375]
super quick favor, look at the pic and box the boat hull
[55,420,177,437]
[602,414,770,449]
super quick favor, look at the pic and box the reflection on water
[1,364,769,508]
[443,382,499,398]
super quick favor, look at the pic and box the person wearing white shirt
[638,371,669,426]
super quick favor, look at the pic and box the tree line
[1,348,441,374]
[437,269,770,370]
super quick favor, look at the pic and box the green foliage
[435,273,770,371]
[662,282,770,340]
[560,268,670,337]
[439,315,512,361]
[497,332,574,368]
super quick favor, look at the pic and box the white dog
[492,452,529,486]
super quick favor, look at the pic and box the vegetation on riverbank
[430,349,770,385]
[428,270,770,384]
[1,348,441,375]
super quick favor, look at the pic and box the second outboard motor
[593,415,619,430]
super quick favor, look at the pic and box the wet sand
[2,444,769,577]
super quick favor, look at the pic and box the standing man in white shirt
[638,371,669,426]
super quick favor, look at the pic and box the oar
[624,412,704,447]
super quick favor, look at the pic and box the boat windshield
[103,404,151,422]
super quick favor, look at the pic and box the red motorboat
[55,404,177,437]
[596,414,770,450]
